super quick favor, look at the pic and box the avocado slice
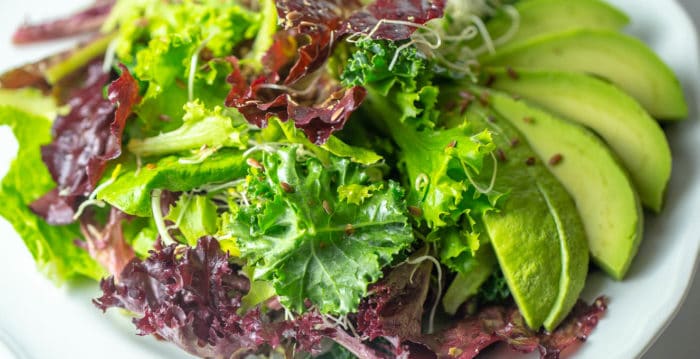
[487,69,672,211]
[480,88,644,280]
[448,104,588,330]
[483,0,628,46]
[481,29,688,119]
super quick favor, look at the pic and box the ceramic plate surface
[0,1,698,358]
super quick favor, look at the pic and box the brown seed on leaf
[408,205,423,217]
[507,67,519,80]
[246,158,264,171]
[344,224,355,236]
[479,92,491,106]
[549,154,563,166]
[322,200,333,215]
[281,182,295,193]
[496,148,507,162]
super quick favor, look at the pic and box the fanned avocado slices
[482,0,629,46]
[486,68,672,211]
[481,29,688,119]
[480,88,644,281]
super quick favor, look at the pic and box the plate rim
[1,1,700,358]
[618,1,700,357]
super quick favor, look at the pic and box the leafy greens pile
[8,0,675,358]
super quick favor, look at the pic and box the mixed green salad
[0,0,687,358]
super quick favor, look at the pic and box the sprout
[151,189,177,245]
[405,255,443,335]
[345,1,521,78]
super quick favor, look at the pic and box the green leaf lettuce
[0,106,104,281]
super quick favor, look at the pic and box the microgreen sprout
[346,2,520,78]
[72,164,122,220]
[405,255,443,335]
[464,151,498,195]
[178,145,219,165]
[188,35,214,102]
[102,38,119,73]
[151,189,177,245]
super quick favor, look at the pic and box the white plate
[0,1,698,358]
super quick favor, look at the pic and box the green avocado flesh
[482,29,688,119]
[452,103,589,330]
[488,69,672,212]
[484,0,629,46]
[483,89,644,280]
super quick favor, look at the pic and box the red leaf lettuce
[30,62,140,224]
[95,237,333,358]
[225,0,445,144]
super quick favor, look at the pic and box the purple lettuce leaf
[12,0,115,44]
[418,297,608,359]
[357,260,433,341]
[226,56,367,144]
[95,237,333,358]
[30,62,139,224]
[88,64,141,185]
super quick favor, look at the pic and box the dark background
[644,1,700,358]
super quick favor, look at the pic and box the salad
[0,0,687,358]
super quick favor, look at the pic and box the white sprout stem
[187,49,198,103]
[389,40,418,71]
[134,156,143,177]
[463,151,498,195]
[344,316,360,338]
[405,255,443,335]
[284,308,294,322]
[493,5,520,47]
[151,189,177,245]
[102,38,119,73]
[178,146,219,165]
[414,173,430,192]
[216,233,233,241]
[324,314,349,330]
[72,165,122,220]
[256,82,316,97]
[85,223,102,239]
[72,199,107,221]
[240,189,251,207]
[365,19,442,48]
[255,69,323,97]
[199,178,246,193]
[242,142,281,158]
[188,35,214,102]
[433,52,480,81]
[346,18,442,71]
[470,15,496,54]
[344,31,366,44]
[469,5,521,57]
[441,26,480,43]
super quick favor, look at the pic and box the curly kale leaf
[341,39,502,228]
[342,39,439,131]
[229,145,414,315]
